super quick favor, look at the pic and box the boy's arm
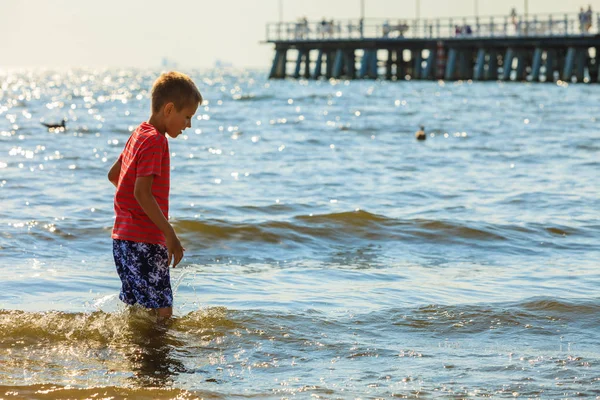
[134,175,184,267]
[108,159,121,187]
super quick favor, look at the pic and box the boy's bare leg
[156,307,173,320]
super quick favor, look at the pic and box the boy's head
[151,71,203,114]
[151,71,202,138]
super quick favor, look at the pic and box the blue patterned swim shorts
[112,239,173,309]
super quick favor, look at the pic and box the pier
[265,12,600,83]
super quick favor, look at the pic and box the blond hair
[151,71,203,113]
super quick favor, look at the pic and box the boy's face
[165,102,199,138]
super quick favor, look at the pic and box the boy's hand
[166,230,184,268]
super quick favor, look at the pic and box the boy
[108,71,202,320]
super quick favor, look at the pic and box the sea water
[0,68,599,398]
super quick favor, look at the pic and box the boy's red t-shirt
[112,122,170,245]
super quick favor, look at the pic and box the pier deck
[265,12,600,83]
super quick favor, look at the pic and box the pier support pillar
[457,50,473,80]
[474,49,486,81]
[269,50,280,79]
[484,51,499,80]
[325,51,335,79]
[589,49,599,82]
[359,50,371,79]
[435,42,446,80]
[396,50,405,79]
[545,50,555,82]
[345,50,356,79]
[370,50,379,78]
[413,50,423,79]
[386,49,393,80]
[303,50,311,79]
[596,49,600,82]
[575,49,586,82]
[445,48,457,80]
[515,51,527,81]
[502,48,515,81]
[269,49,287,79]
[422,48,436,79]
[332,49,345,79]
[531,48,543,82]
[562,47,576,81]
[313,49,324,79]
[294,49,305,79]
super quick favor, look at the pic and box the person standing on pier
[382,20,391,37]
[320,18,328,38]
[359,18,364,38]
[585,5,593,32]
[330,19,337,37]
[579,7,586,32]
[294,17,309,39]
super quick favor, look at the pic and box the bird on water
[415,125,426,141]
[42,119,66,131]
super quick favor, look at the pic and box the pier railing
[266,12,599,41]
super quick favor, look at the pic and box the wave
[172,210,583,248]
[231,93,274,101]
[171,211,510,251]
[0,385,215,400]
[2,298,598,347]
[385,297,600,334]
[292,93,330,101]
[575,144,600,151]
[0,307,236,347]
[4,210,589,256]
[175,210,495,240]
[1,297,598,396]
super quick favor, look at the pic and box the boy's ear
[164,102,175,116]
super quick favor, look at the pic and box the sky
[2,0,599,69]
